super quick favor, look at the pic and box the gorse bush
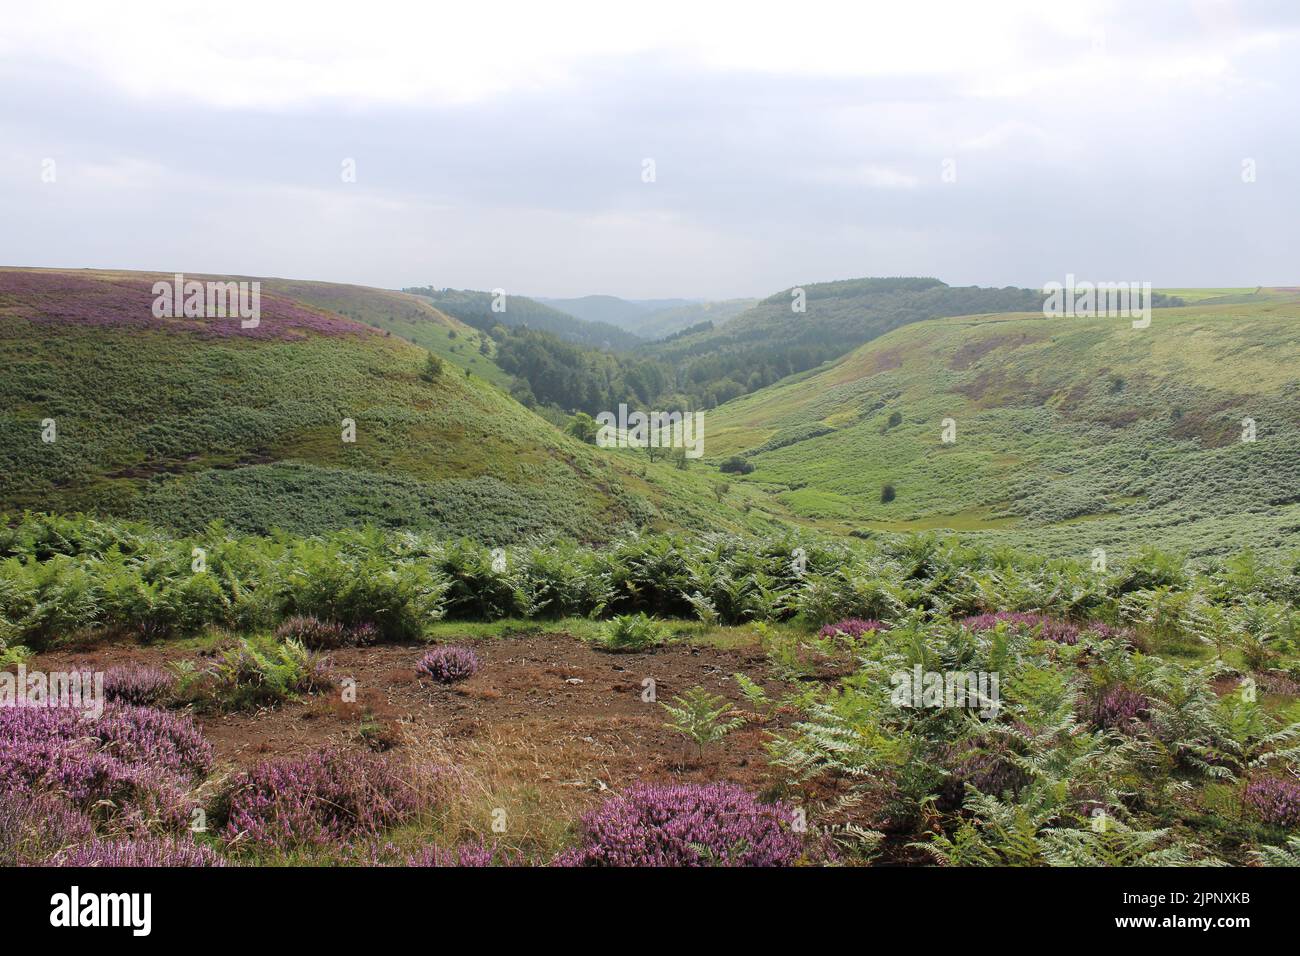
[555,782,807,867]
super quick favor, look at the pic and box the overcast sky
[2,0,1297,298]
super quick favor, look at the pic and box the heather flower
[959,612,1082,645]
[555,782,806,867]
[221,748,422,850]
[0,270,369,341]
[1084,686,1149,733]
[275,615,348,650]
[104,664,175,706]
[416,646,479,684]
[49,836,227,867]
[406,840,524,867]
[0,790,94,866]
[1244,776,1300,829]
[940,733,1031,808]
[817,619,885,640]
[0,704,212,829]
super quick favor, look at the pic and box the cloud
[2,0,1298,295]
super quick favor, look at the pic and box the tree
[565,412,599,445]
[421,352,444,382]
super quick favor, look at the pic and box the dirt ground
[35,633,804,814]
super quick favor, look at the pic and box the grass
[0,268,788,544]
[705,295,1300,558]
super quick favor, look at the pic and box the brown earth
[35,633,803,804]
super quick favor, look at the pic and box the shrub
[416,646,479,684]
[1244,776,1300,829]
[958,612,1112,646]
[221,748,422,850]
[719,456,755,475]
[555,782,806,867]
[275,615,348,649]
[598,613,667,652]
[880,483,896,503]
[0,704,211,829]
[1084,686,1149,733]
[817,618,885,640]
[0,790,94,865]
[103,664,175,706]
[48,836,227,867]
[204,637,331,710]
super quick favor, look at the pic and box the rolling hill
[636,278,1049,407]
[0,268,778,544]
[404,287,641,350]
[533,294,756,339]
[706,293,1300,558]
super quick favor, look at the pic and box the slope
[0,268,779,544]
[706,293,1300,559]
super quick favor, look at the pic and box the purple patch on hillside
[0,270,373,340]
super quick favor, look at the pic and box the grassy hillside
[707,294,1300,559]
[262,278,512,387]
[0,268,780,543]
[637,277,1046,407]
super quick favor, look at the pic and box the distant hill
[637,277,1049,406]
[707,293,1300,558]
[0,268,775,543]
[535,294,756,340]
[405,287,641,350]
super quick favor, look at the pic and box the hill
[404,287,641,350]
[707,293,1300,558]
[533,294,754,340]
[0,268,777,543]
[636,277,1047,407]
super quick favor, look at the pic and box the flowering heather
[49,836,227,868]
[406,841,524,867]
[221,748,421,850]
[417,646,479,684]
[555,782,806,867]
[0,790,94,866]
[817,619,885,640]
[957,612,1128,646]
[0,270,369,341]
[104,664,175,706]
[275,615,349,649]
[940,734,1031,807]
[1084,686,1149,733]
[1244,776,1300,829]
[0,704,212,828]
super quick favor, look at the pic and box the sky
[2,0,1297,299]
